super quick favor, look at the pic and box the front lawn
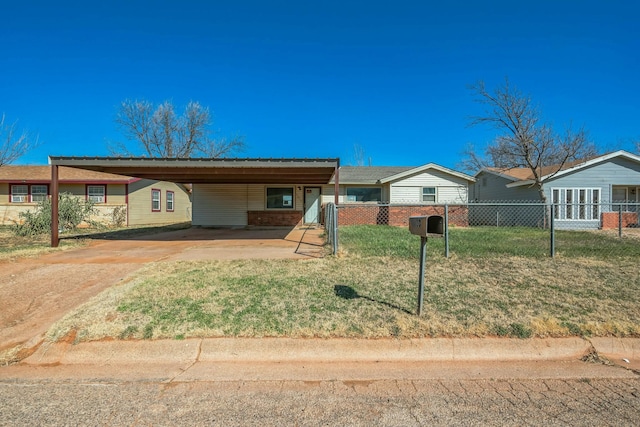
[48,225,640,342]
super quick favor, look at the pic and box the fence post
[444,204,450,258]
[549,203,555,258]
[333,203,339,254]
[618,204,623,238]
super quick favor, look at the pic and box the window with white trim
[151,189,161,212]
[166,191,175,212]
[87,185,106,203]
[612,187,628,212]
[552,188,600,220]
[345,187,382,202]
[31,185,48,202]
[422,187,436,203]
[266,187,294,209]
[11,185,28,203]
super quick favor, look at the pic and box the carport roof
[48,156,339,184]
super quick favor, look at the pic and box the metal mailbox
[409,215,444,237]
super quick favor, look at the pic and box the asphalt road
[1,377,639,426]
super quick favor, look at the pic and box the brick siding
[337,205,469,227]
[248,210,303,226]
[601,212,639,229]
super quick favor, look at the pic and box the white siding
[390,169,470,203]
[322,185,345,204]
[192,184,248,226]
[247,185,264,210]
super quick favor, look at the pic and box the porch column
[51,164,59,247]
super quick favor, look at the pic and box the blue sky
[2,0,639,170]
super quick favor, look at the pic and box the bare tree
[112,100,245,158]
[464,79,596,202]
[1,114,36,166]
[352,143,366,166]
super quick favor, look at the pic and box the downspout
[51,164,59,247]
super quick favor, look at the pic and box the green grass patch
[339,225,640,259]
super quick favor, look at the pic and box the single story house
[0,165,192,226]
[471,150,640,229]
[325,164,475,226]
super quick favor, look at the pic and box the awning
[48,157,339,184]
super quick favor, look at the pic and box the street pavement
[1,337,639,426]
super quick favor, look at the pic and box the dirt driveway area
[0,226,325,362]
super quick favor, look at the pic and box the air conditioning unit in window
[12,196,26,202]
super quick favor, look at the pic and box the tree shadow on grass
[334,284,413,315]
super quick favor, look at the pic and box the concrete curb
[590,337,640,371]
[24,337,593,366]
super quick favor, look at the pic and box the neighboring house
[324,163,474,204]
[325,163,476,227]
[0,166,191,226]
[471,150,640,229]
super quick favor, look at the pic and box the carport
[48,157,340,247]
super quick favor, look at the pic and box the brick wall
[601,212,639,229]
[337,205,469,227]
[248,210,303,226]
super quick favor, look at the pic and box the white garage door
[192,184,248,226]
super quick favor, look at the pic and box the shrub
[111,205,127,227]
[14,193,97,236]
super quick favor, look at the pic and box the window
[151,189,161,212]
[166,191,175,212]
[87,185,106,203]
[422,187,437,203]
[552,188,600,220]
[266,187,294,209]
[345,187,382,202]
[11,184,49,203]
[10,185,28,203]
[31,185,48,202]
[612,187,628,212]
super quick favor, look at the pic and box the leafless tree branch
[0,114,37,166]
[112,99,245,158]
[464,78,596,202]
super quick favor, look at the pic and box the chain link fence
[325,202,640,258]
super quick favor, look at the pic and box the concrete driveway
[0,226,326,363]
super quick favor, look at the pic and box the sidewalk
[2,337,638,382]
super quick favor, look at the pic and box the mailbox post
[409,215,444,316]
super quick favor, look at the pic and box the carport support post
[417,236,427,316]
[333,160,340,253]
[51,164,59,247]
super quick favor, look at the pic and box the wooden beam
[51,165,59,247]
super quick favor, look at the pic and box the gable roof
[332,164,475,184]
[333,166,414,184]
[0,165,137,183]
[379,163,475,184]
[478,151,640,188]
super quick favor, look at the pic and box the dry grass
[47,253,640,342]
[0,226,86,260]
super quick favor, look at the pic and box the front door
[304,187,321,224]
